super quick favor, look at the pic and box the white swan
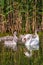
[25,33,39,50]
[23,31,39,57]
[0,36,13,42]
[4,31,18,51]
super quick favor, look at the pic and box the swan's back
[13,35,18,42]
[33,33,39,42]
[24,34,32,39]
[4,40,16,46]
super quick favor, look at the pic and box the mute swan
[4,31,18,51]
[22,31,39,57]
[0,36,13,42]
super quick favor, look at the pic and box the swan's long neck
[35,31,39,41]
[13,35,18,42]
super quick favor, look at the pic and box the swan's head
[21,37,26,43]
[13,31,17,36]
[20,34,31,43]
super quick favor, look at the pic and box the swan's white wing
[24,34,32,39]
[0,36,13,42]
[4,41,13,47]
[4,40,17,50]
[30,39,39,50]
[25,38,32,50]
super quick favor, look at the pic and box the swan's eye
[24,38,26,41]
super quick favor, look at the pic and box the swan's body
[25,37,32,50]
[4,31,18,51]
[4,40,17,50]
[0,36,13,42]
[23,32,39,57]
[25,33,39,50]
[0,31,18,51]
[30,34,39,50]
